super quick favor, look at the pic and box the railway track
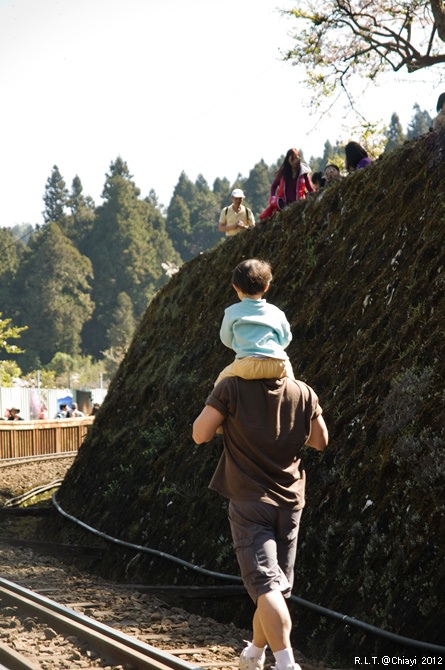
[0,577,205,670]
[0,541,259,670]
[0,454,348,670]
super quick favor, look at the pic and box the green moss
[47,132,445,664]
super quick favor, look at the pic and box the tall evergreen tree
[189,176,221,257]
[67,175,96,253]
[42,165,69,225]
[166,194,192,259]
[83,157,180,356]
[242,160,271,216]
[166,173,220,262]
[106,291,136,350]
[0,227,26,317]
[321,140,334,168]
[385,113,407,152]
[406,103,433,139]
[212,177,231,204]
[13,222,94,369]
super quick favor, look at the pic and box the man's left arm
[245,207,255,227]
[192,405,225,444]
[305,414,328,452]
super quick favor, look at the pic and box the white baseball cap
[231,188,245,198]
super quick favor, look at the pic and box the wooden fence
[0,417,94,460]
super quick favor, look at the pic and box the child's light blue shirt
[220,298,292,359]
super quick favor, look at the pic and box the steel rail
[0,452,77,467]
[0,640,42,670]
[0,577,202,670]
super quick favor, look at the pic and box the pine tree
[166,173,221,261]
[242,160,272,216]
[13,222,94,369]
[406,103,433,140]
[212,177,231,205]
[101,292,137,377]
[106,292,136,350]
[189,177,221,257]
[67,175,96,252]
[385,113,407,152]
[83,157,180,356]
[42,165,69,225]
[0,227,26,317]
[166,195,192,259]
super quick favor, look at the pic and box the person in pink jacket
[260,148,314,220]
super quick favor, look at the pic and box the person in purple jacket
[345,141,373,172]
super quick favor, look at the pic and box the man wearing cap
[219,189,255,237]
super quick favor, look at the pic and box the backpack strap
[224,206,229,224]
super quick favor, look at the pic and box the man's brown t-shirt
[206,377,323,510]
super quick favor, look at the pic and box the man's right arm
[192,405,225,444]
[305,414,329,452]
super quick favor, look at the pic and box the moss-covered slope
[53,132,445,663]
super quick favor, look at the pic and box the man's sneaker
[239,644,265,670]
[271,665,302,670]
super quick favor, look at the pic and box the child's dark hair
[312,171,325,185]
[232,259,272,295]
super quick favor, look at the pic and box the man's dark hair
[231,259,272,295]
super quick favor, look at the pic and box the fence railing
[0,417,94,460]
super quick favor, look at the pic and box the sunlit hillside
[49,130,445,665]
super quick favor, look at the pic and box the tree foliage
[406,102,433,139]
[42,165,69,225]
[66,175,96,252]
[166,172,221,262]
[0,227,26,315]
[13,222,94,367]
[384,112,407,152]
[283,1,445,106]
[0,312,27,355]
[83,157,181,355]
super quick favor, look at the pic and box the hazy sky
[0,0,440,227]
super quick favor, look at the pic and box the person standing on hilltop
[219,189,255,237]
[344,141,373,172]
[260,149,314,220]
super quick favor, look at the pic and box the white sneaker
[239,644,265,670]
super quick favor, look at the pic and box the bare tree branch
[430,0,445,41]
[282,1,445,105]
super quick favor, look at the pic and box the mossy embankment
[49,132,445,664]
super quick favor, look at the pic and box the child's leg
[215,358,295,387]
[229,357,294,380]
[214,361,239,387]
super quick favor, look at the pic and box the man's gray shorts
[228,499,303,603]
